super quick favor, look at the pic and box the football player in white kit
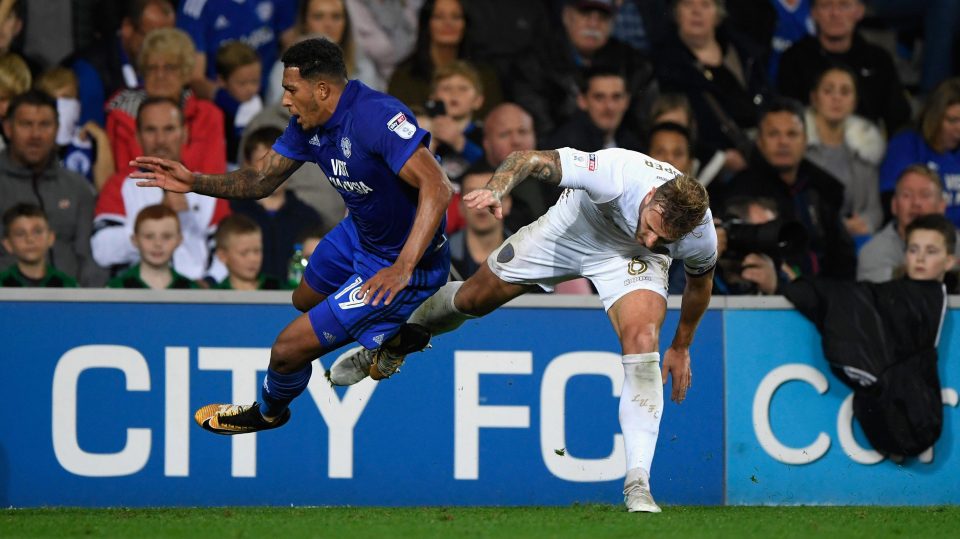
[331,147,717,513]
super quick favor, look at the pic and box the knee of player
[621,323,659,354]
[269,340,302,373]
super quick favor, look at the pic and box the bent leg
[292,278,327,312]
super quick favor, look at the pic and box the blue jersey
[880,130,960,226]
[178,0,280,83]
[273,80,446,262]
[768,0,814,82]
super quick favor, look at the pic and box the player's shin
[260,363,313,420]
[619,353,663,474]
[407,281,475,336]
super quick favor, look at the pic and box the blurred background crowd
[0,0,957,294]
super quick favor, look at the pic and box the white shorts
[487,213,670,311]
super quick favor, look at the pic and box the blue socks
[260,364,312,419]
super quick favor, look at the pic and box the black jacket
[655,26,771,160]
[511,35,654,137]
[777,34,911,133]
[721,155,856,279]
[230,192,324,281]
[541,110,644,153]
[782,277,947,455]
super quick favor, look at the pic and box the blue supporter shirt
[178,0,279,84]
[880,129,960,227]
[768,0,814,82]
[273,80,445,262]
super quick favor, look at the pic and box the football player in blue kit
[131,38,453,435]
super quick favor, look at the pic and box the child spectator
[298,224,329,260]
[229,126,324,282]
[108,204,196,289]
[424,60,484,182]
[213,41,263,170]
[214,214,288,290]
[34,67,115,192]
[0,203,77,287]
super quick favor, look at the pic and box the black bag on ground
[783,277,947,456]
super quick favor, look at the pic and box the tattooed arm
[463,150,561,219]
[130,149,303,200]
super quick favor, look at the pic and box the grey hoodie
[0,150,106,286]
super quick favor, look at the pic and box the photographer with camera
[719,97,856,280]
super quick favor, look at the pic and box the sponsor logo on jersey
[309,134,322,146]
[256,1,273,22]
[214,15,230,30]
[340,137,352,158]
[588,153,597,171]
[387,112,416,140]
[335,277,366,310]
[627,257,647,276]
[372,334,385,346]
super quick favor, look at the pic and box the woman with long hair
[880,78,960,227]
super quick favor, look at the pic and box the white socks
[619,352,663,474]
[407,281,474,336]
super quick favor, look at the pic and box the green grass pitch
[3,505,960,538]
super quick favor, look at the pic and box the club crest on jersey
[387,112,416,140]
[340,136,352,158]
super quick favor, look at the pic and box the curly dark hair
[281,37,347,81]
[651,173,710,240]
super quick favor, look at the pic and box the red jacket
[106,89,227,176]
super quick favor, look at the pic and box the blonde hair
[35,67,78,97]
[652,173,710,240]
[0,53,32,98]
[139,28,196,80]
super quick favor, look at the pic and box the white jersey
[554,147,718,276]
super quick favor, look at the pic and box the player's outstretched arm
[130,149,302,199]
[464,150,561,219]
[662,267,714,403]
[359,146,454,306]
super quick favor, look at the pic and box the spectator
[655,0,772,180]
[513,0,653,137]
[0,0,40,75]
[0,203,77,287]
[879,78,960,226]
[93,97,231,282]
[447,165,511,280]
[768,0,815,82]
[387,0,502,119]
[229,126,324,282]
[107,203,197,289]
[0,90,103,285]
[344,0,423,91]
[611,0,670,53]
[66,0,176,126]
[34,67,115,191]
[858,165,953,282]
[480,102,555,233]
[298,224,329,260]
[214,214,288,290]
[721,97,856,279]
[267,0,378,103]
[423,60,485,182]
[460,0,550,85]
[213,41,263,170]
[0,51,30,151]
[804,65,884,236]
[867,0,960,95]
[106,28,226,177]
[543,67,643,152]
[647,122,695,177]
[177,0,291,100]
[777,0,911,133]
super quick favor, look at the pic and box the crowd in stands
[0,0,957,294]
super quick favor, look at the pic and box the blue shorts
[303,216,450,350]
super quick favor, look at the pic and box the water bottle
[288,243,307,287]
